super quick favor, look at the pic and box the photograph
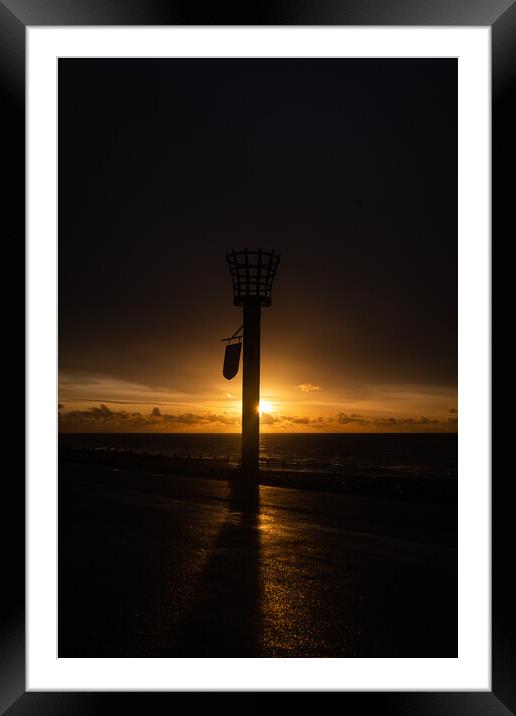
[0,0,505,705]
[57,57,458,658]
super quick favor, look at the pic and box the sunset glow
[58,60,457,436]
[57,372,457,433]
[259,400,273,415]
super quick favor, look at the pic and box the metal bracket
[221,324,244,343]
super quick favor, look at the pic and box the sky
[58,58,457,433]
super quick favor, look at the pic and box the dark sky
[58,59,457,432]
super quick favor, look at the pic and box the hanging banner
[223,342,241,380]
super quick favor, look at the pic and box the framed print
[1,0,506,710]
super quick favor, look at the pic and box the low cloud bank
[59,404,239,430]
[59,404,457,432]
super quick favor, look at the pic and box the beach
[58,455,457,657]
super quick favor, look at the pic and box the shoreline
[59,446,457,505]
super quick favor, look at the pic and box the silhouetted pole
[227,249,280,489]
[241,297,261,479]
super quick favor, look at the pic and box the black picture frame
[2,0,505,711]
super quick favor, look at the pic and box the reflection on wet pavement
[59,465,457,657]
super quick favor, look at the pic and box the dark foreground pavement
[58,462,457,657]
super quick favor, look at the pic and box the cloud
[59,404,240,430]
[298,383,322,393]
[259,412,446,431]
[338,412,370,425]
[59,375,103,386]
[373,415,439,427]
[260,412,276,425]
[58,405,456,433]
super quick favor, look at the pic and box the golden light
[259,400,273,415]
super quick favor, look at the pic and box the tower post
[241,297,261,479]
[227,249,280,488]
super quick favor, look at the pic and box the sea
[59,432,457,481]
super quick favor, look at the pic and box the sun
[259,400,273,415]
